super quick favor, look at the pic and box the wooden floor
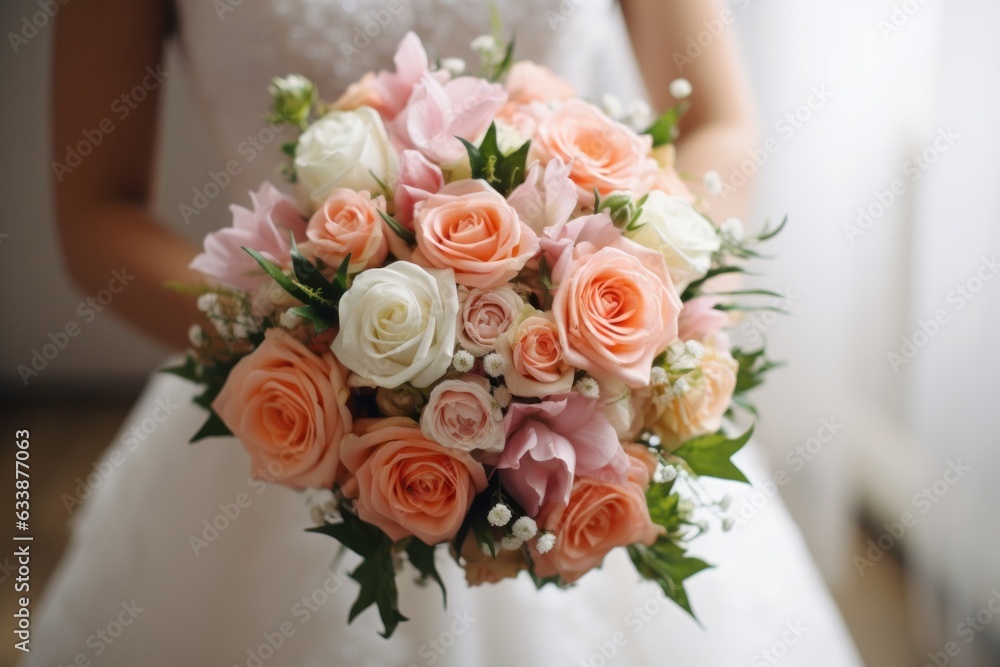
[0,400,919,666]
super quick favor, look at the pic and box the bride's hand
[52,0,203,350]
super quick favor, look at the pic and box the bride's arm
[621,0,760,221]
[53,0,201,350]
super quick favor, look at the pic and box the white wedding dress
[27,2,863,665]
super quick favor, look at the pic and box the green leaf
[732,347,783,394]
[377,209,417,246]
[459,123,530,196]
[489,37,516,82]
[680,265,747,301]
[190,409,231,442]
[756,215,788,242]
[288,305,333,333]
[160,354,199,382]
[308,509,387,558]
[645,482,681,532]
[405,539,447,606]
[628,539,711,619]
[644,103,689,147]
[242,246,314,304]
[672,425,753,483]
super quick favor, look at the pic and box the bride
[35,1,861,665]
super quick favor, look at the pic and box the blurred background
[2,1,999,665]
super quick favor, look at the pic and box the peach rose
[504,61,576,106]
[457,285,524,356]
[529,100,653,205]
[412,180,540,289]
[212,328,352,489]
[624,443,659,488]
[495,306,573,398]
[340,418,488,544]
[533,477,661,583]
[303,188,389,273]
[647,346,739,447]
[553,246,679,388]
[330,72,384,112]
[460,532,528,586]
[420,375,505,455]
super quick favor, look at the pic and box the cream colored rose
[420,374,504,454]
[331,261,458,389]
[646,346,738,447]
[626,191,721,292]
[295,107,398,206]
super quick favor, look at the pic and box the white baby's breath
[483,352,506,378]
[487,503,512,527]
[452,349,475,373]
[669,78,693,100]
[573,376,600,398]
[511,516,538,541]
[703,170,723,195]
[536,532,556,554]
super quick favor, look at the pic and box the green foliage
[161,354,236,442]
[458,123,530,196]
[644,103,689,147]
[405,539,447,606]
[732,347,783,395]
[378,210,416,246]
[672,425,753,483]
[628,539,711,619]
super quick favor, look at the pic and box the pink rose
[495,308,574,398]
[302,188,389,273]
[624,443,659,489]
[507,157,578,235]
[646,346,738,448]
[529,100,654,205]
[532,477,661,583]
[340,417,488,544]
[498,394,628,516]
[412,180,540,289]
[553,246,680,387]
[420,374,505,455]
[393,149,444,228]
[503,61,576,106]
[641,165,697,204]
[212,328,352,489]
[370,32,445,119]
[598,375,648,441]
[457,285,524,356]
[677,297,731,350]
[190,183,307,291]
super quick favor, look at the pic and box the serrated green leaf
[308,509,386,558]
[672,425,753,483]
[628,540,711,620]
[347,546,407,638]
[406,539,447,606]
[190,409,231,442]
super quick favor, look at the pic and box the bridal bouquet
[171,31,783,637]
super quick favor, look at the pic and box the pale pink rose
[624,443,659,489]
[420,374,505,455]
[301,188,388,273]
[507,157,578,235]
[390,74,507,164]
[190,183,307,291]
[647,346,739,447]
[412,180,539,289]
[498,394,629,516]
[393,149,444,227]
[532,477,661,583]
[212,328,352,489]
[340,417,488,544]
[495,101,552,140]
[457,285,524,356]
[460,532,527,586]
[331,72,383,112]
[504,61,576,106]
[495,308,573,399]
[640,165,697,204]
[553,246,680,387]
[529,100,654,205]
[597,374,648,441]
[677,297,731,350]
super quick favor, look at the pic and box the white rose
[627,191,721,292]
[332,261,459,388]
[295,107,398,205]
